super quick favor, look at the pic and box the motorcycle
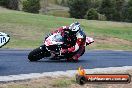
[28,32,94,61]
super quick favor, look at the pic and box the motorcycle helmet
[69,22,81,33]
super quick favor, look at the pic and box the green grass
[52,79,75,88]
[0,8,132,50]
[0,78,75,88]
[47,10,70,18]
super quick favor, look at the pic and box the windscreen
[52,33,64,42]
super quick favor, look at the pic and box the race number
[0,32,10,48]
[0,36,6,43]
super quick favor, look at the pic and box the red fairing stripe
[68,47,75,52]
[77,38,83,46]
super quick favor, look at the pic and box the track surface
[0,49,132,76]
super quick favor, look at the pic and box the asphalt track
[0,49,132,76]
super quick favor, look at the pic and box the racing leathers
[51,26,86,61]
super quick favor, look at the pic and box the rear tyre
[28,47,45,61]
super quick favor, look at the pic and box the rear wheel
[28,47,45,61]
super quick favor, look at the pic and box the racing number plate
[0,32,10,48]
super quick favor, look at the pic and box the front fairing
[44,33,64,46]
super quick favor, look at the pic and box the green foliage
[98,13,107,21]
[99,0,116,21]
[68,0,90,18]
[61,0,68,6]
[125,0,132,22]
[113,0,126,21]
[128,0,132,5]
[8,0,19,10]
[127,7,132,22]
[22,0,40,13]
[0,0,9,7]
[54,0,68,6]
[90,0,102,9]
[86,8,98,20]
[98,0,132,22]
[0,0,19,10]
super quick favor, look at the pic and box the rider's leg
[67,46,85,61]
[73,46,85,60]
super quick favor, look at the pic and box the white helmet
[69,22,81,32]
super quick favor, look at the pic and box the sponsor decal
[0,32,10,48]
[76,67,131,85]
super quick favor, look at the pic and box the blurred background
[0,0,131,50]
[0,0,132,22]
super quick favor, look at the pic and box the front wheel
[28,47,45,61]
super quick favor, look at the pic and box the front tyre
[28,47,45,61]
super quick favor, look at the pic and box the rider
[50,22,86,61]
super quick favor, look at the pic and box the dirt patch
[87,36,132,50]
[95,36,132,46]
[0,77,74,88]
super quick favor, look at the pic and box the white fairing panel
[45,33,63,46]
[0,32,10,48]
[74,43,79,52]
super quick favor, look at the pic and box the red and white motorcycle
[28,32,94,61]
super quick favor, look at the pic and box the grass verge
[0,7,132,50]
[0,70,132,88]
